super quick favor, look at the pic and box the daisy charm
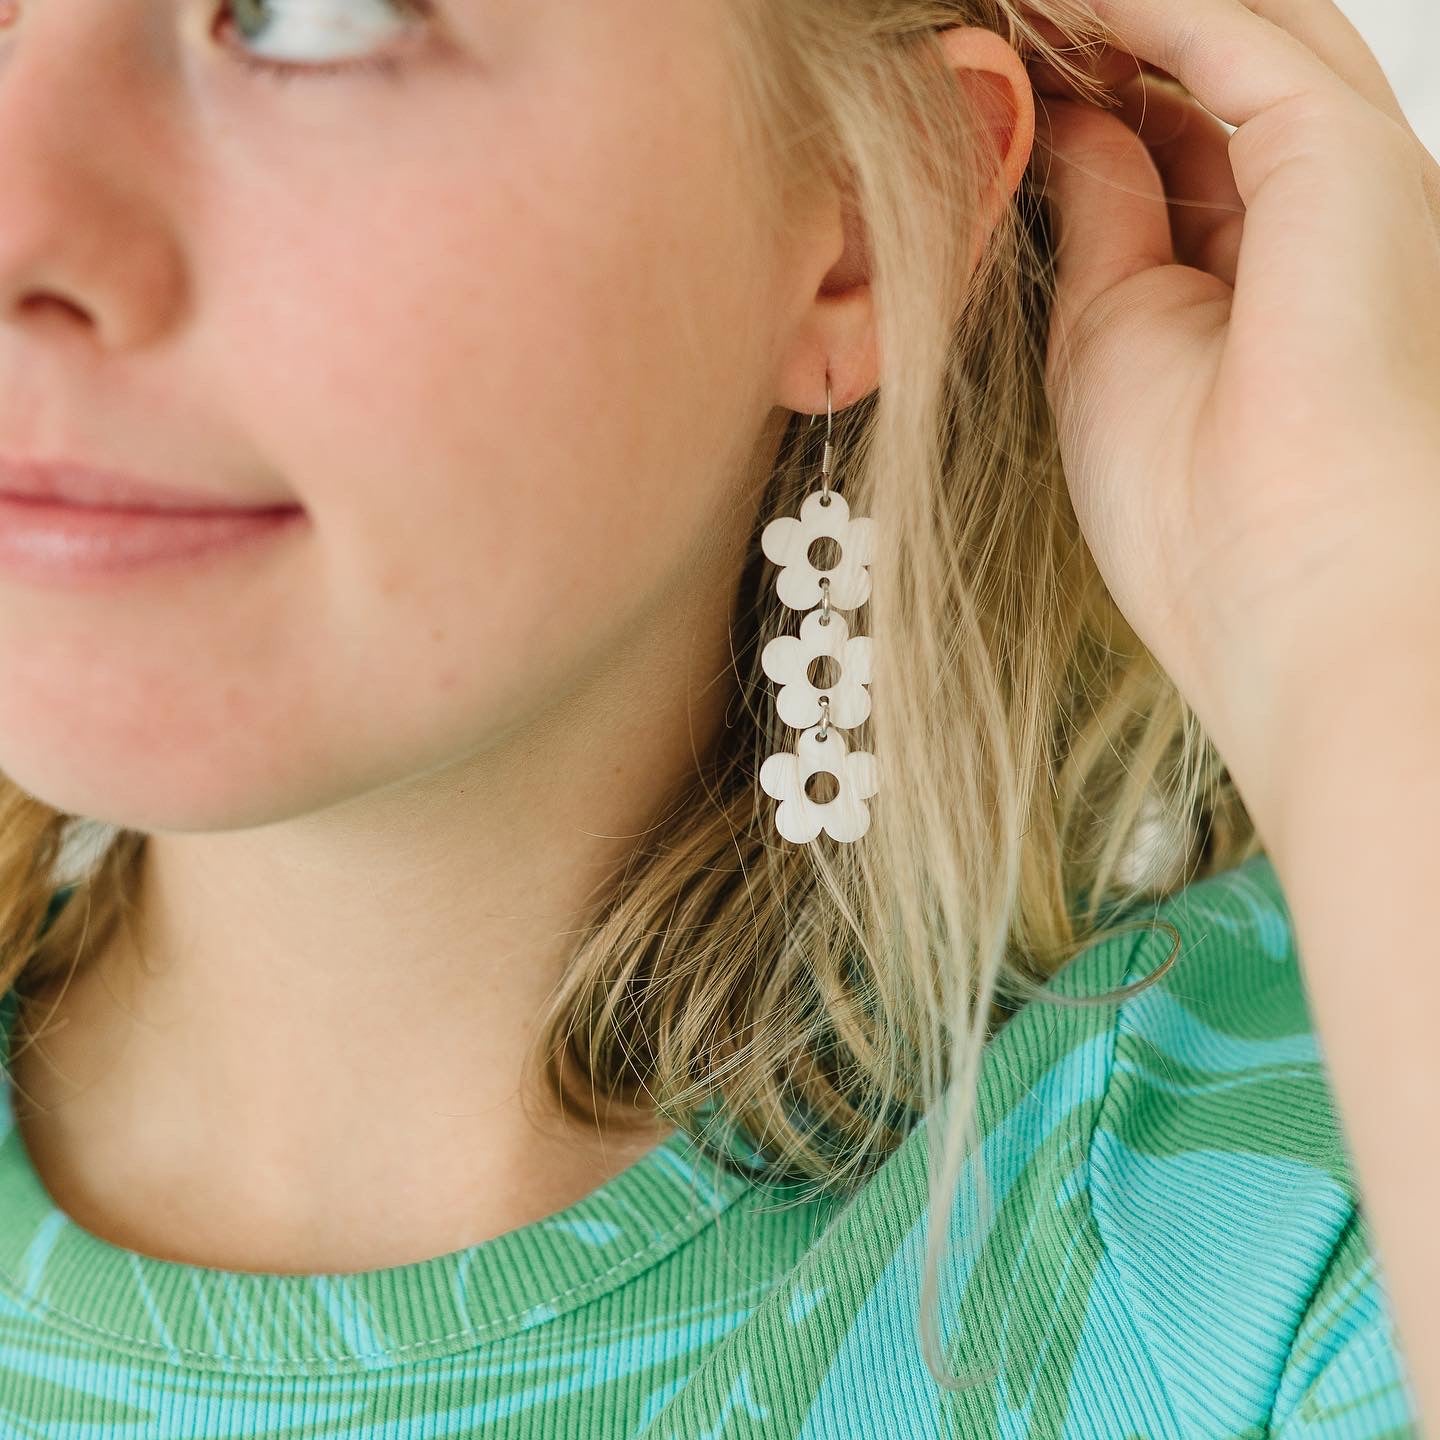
[760,488,874,612]
[759,723,881,845]
[760,607,873,731]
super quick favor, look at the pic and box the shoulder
[1089,852,1421,1435]
[1094,850,1349,1198]
[637,857,1422,1437]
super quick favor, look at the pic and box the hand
[1022,0,1440,797]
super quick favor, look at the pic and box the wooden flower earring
[758,372,880,844]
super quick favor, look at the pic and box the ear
[774,26,1037,417]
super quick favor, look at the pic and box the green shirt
[0,853,1421,1435]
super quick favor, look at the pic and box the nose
[0,4,189,352]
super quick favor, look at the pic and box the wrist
[1217,621,1440,863]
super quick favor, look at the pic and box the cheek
[199,83,773,730]
[210,16,773,587]
[223,132,767,556]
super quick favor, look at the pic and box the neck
[7,595,735,1273]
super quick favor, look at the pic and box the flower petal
[760,515,804,567]
[826,683,871,727]
[761,634,807,686]
[777,683,822,730]
[842,635,873,686]
[846,749,880,800]
[759,751,801,802]
[777,565,823,611]
[776,797,824,845]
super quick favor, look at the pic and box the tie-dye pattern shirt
[0,853,1423,1437]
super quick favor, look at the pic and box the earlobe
[773,290,879,418]
[774,163,880,416]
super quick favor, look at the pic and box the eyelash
[215,0,433,84]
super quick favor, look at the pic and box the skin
[0,1,1032,1272]
[1020,0,1440,1422]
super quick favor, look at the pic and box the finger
[1025,39,1169,100]
[1234,0,1410,133]
[1110,73,1246,287]
[1030,97,1176,359]
[1030,0,1436,287]
[1022,12,1179,101]
[1027,48,1166,103]
[1037,0,1360,128]
[1236,0,1434,229]
[1035,0,1439,228]
[1228,91,1437,344]
[1022,0,1404,130]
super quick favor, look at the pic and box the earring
[758,371,879,845]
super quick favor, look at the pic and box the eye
[217,0,431,79]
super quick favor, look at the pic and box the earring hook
[807,368,835,505]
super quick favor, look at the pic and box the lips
[0,457,307,587]
[0,457,301,514]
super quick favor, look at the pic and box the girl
[0,0,1432,1433]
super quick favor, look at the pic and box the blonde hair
[0,0,1260,1396]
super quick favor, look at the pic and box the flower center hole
[806,536,842,572]
[806,655,842,690]
[804,771,840,805]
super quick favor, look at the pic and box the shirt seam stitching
[1082,917,1192,1439]
[0,1179,762,1372]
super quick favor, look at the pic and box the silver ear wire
[819,371,835,504]
[806,370,836,504]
